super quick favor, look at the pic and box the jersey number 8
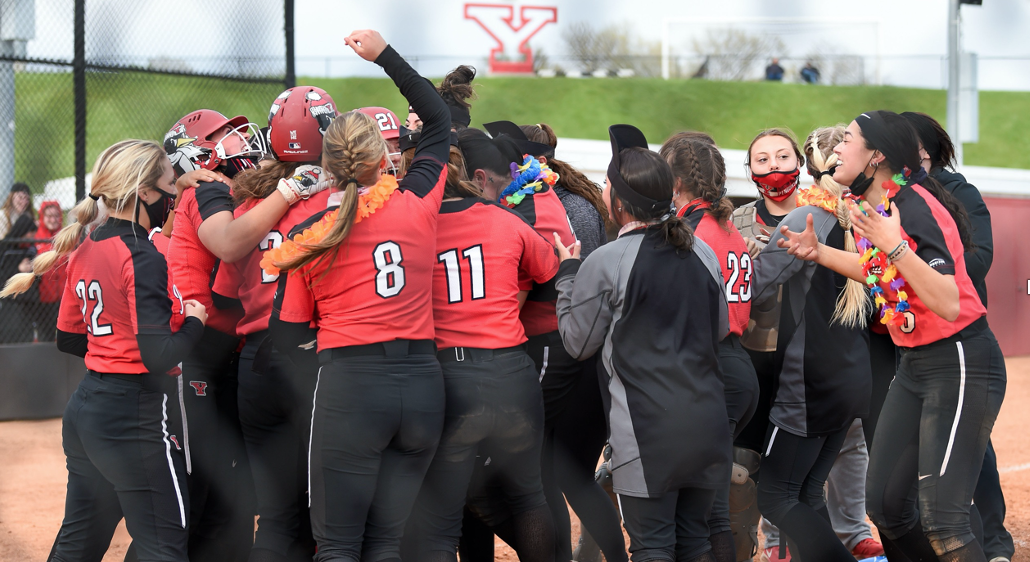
[374,241,406,298]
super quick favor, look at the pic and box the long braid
[805,127,870,328]
[659,132,733,228]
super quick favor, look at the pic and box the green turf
[12,72,1030,191]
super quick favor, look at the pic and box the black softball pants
[49,371,189,562]
[406,347,551,562]
[866,322,1006,559]
[756,423,854,562]
[238,332,317,561]
[619,488,717,562]
[177,328,254,562]
[310,341,445,562]
[708,336,759,537]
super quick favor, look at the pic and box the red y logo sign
[189,381,208,396]
[464,3,558,74]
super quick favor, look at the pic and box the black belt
[437,345,526,363]
[318,339,437,364]
[87,370,145,385]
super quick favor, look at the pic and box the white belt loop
[456,347,465,362]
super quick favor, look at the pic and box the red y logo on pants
[189,381,208,396]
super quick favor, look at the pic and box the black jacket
[932,168,993,307]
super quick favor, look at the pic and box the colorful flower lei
[795,185,840,214]
[498,154,559,208]
[850,170,911,327]
[259,174,400,276]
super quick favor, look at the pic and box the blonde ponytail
[274,112,386,276]
[804,127,870,328]
[2,139,167,299]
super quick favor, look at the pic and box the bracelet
[887,240,909,261]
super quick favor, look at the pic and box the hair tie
[88,193,100,201]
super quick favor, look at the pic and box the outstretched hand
[849,200,903,253]
[776,213,820,261]
[345,30,388,62]
[553,232,581,262]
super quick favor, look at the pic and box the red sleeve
[57,271,86,334]
[274,268,315,324]
[517,218,560,285]
[212,261,242,300]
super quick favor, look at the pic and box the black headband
[855,111,890,154]
[483,120,555,159]
[607,124,670,214]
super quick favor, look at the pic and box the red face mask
[751,168,800,202]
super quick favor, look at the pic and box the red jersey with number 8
[214,190,330,336]
[57,219,187,374]
[434,198,559,349]
[679,202,752,336]
[273,164,447,351]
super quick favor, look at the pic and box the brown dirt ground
[2,357,1028,561]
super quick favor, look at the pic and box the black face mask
[847,156,877,198]
[139,189,175,229]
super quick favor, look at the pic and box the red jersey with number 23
[434,198,560,349]
[213,190,330,336]
[679,200,752,337]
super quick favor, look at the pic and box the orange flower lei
[260,174,400,276]
[795,185,840,214]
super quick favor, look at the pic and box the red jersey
[508,185,575,336]
[679,201,752,336]
[149,228,184,332]
[273,164,446,351]
[434,198,559,349]
[167,183,241,336]
[57,218,187,374]
[878,184,985,347]
[215,190,330,336]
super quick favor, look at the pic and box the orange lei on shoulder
[259,174,400,276]
[795,185,839,213]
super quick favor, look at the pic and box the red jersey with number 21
[679,201,752,337]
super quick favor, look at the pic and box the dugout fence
[0,0,294,345]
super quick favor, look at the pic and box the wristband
[888,240,909,261]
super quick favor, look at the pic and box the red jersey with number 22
[434,198,559,349]
[679,200,752,336]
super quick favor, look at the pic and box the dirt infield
[2,357,1028,561]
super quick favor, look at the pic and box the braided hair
[659,131,733,229]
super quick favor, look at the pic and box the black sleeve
[195,181,234,220]
[898,192,956,275]
[136,317,204,374]
[375,45,448,198]
[56,329,88,357]
[125,238,203,373]
[268,273,319,371]
[948,177,993,291]
[211,291,243,312]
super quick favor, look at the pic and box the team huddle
[1,30,1010,562]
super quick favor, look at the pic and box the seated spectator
[0,183,39,343]
[801,61,821,84]
[765,58,785,81]
[33,201,66,342]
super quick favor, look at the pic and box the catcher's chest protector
[732,203,781,353]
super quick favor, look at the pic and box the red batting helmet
[164,109,254,176]
[268,86,338,162]
[355,106,401,140]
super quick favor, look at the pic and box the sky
[21,0,1030,90]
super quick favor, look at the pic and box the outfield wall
[556,138,1030,357]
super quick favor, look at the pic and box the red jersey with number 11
[434,198,560,349]
[679,201,752,336]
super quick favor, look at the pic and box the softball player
[779,110,1005,562]
[212,85,338,562]
[661,132,759,562]
[555,124,731,562]
[267,30,449,562]
[3,140,205,562]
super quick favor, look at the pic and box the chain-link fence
[0,0,290,344]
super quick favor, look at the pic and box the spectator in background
[765,58,785,81]
[33,201,66,342]
[0,182,35,239]
[801,62,821,84]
